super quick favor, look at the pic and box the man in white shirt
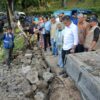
[62,16,78,66]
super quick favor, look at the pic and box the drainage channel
[0,47,81,100]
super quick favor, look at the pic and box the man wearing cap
[84,17,100,51]
[76,13,89,52]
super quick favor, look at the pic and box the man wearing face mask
[84,17,100,51]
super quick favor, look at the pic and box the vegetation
[0,0,100,61]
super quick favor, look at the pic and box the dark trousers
[43,34,51,51]
[4,48,13,66]
[62,49,71,66]
[75,44,84,53]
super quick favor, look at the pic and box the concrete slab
[65,51,100,100]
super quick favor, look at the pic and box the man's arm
[70,26,78,53]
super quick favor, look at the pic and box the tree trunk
[7,0,14,28]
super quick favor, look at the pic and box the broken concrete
[65,51,100,100]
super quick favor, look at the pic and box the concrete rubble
[0,47,81,100]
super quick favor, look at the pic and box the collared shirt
[51,22,58,39]
[44,21,51,32]
[62,22,78,50]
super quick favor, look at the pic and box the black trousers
[75,44,84,53]
[43,34,51,51]
[62,49,71,66]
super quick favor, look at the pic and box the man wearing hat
[84,16,100,51]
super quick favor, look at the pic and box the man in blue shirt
[0,27,14,67]
[43,16,51,51]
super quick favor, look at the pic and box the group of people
[27,12,100,68]
[0,12,100,68]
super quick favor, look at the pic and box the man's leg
[9,48,13,63]
[62,49,67,67]
[47,33,51,47]
[51,39,55,55]
[43,34,47,51]
[4,49,10,66]
[54,42,58,55]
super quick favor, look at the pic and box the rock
[31,58,40,65]
[31,58,37,65]
[25,53,32,59]
[8,93,17,98]
[19,92,24,96]
[36,80,48,90]
[34,47,38,51]
[26,71,39,84]
[32,84,37,91]
[24,89,33,97]
[21,65,31,75]
[34,91,45,100]
[43,72,54,82]
[21,58,31,64]
[19,79,33,97]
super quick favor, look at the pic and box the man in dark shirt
[84,16,100,51]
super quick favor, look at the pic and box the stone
[21,58,31,64]
[21,65,31,75]
[25,53,32,59]
[26,71,39,84]
[36,80,48,90]
[19,79,33,97]
[43,72,54,82]
[34,47,38,51]
[34,91,45,100]
[32,84,37,91]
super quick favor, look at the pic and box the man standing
[0,27,14,67]
[84,17,100,51]
[50,16,58,55]
[76,13,89,52]
[62,16,78,66]
[43,16,51,51]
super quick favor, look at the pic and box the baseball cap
[89,16,98,22]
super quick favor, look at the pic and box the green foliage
[14,35,24,52]
[0,48,4,62]
[21,0,39,9]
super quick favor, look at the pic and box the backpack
[3,33,14,49]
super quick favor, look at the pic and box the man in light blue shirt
[43,17,51,51]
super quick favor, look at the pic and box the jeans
[62,49,71,67]
[51,39,58,55]
[58,53,63,67]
